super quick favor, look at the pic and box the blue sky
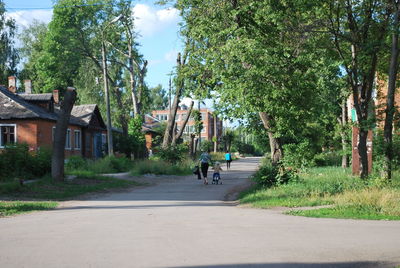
[4,0,183,91]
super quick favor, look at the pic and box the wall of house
[0,119,38,150]
[36,120,83,158]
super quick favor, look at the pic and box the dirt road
[0,157,399,268]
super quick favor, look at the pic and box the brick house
[0,80,107,158]
[151,105,223,142]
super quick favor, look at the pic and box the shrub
[130,159,192,176]
[282,141,315,169]
[0,144,51,181]
[252,158,299,187]
[156,144,188,164]
[65,155,132,175]
[313,151,341,167]
[200,140,213,152]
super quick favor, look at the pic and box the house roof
[0,86,57,121]
[0,86,105,130]
[18,93,53,102]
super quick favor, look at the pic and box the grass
[65,155,133,175]
[130,159,192,176]
[0,174,140,216]
[240,166,400,220]
[0,201,58,217]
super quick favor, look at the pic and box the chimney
[53,90,59,104]
[24,80,32,94]
[8,76,16,93]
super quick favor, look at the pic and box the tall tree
[177,0,329,164]
[383,0,400,181]
[0,0,18,85]
[324,0,391,178]
[18,20,48,90]
[51,87,77,181]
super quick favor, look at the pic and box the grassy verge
[130,159,192,176]
[0,201,58,217]
[240,166,400,220]
[0,174,140,216]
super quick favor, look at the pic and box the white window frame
[74,130,81,150]
[65,129,71,150]
[0,124,17,148]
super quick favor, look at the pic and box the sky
[4,0,183,91]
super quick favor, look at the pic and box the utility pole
[100,14,124,156]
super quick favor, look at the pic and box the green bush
[313,151,341,167]
[252,158,299,187]
[130,159,192,176]
[282,141,315,169]
[66,155,132,175]
[156,144,188,164]
[200,140,213,152]
[0,144,51,181]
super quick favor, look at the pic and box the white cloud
[6,10,53,29]
[164,49,178,62]
[132,4,179,38]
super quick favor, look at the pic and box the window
[52,126,55,141]
[65,129,71,149]
[0,124,16,147]
[157,114,168,121]
[201,126,206,133]
[74,130,81,150]
[201,113,206,120]
[181,113,187,121]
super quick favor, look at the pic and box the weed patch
[0,201,58,217]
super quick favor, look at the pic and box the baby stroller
[212,173,222,184]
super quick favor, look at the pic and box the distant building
[151,105,223,142]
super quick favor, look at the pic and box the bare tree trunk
[384,2,400,181]
[259,112,283,165]
[172,101,194,145]
[163,53,185,148]
[51,87,77,181]
[189,133,195,157]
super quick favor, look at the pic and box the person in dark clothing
[199,150,212,184]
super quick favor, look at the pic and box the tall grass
[130,159,192,176]
[240,164,400,220]
[66,155,133,175]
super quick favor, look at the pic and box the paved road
[1,157,400,268]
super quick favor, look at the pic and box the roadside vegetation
[240,159,400,220]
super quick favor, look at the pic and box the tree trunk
[189,133,195,157]
[259,112,283,165]
[358,129,369,179]
[340,101,349,168]
[213,113,217,153]
[163,53,184,148]
[51,87,77,181]
[172,101,194,145]
[384,2,400,181]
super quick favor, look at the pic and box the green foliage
[130,159,192,176]
[282,141,316,169]
[0,1,19,84]
[0,201,58,217]
[0,144,51,181]
[156,144,188,164]
[66,155,132,175]
[191,109,203,134]
[313,151,342,167]
[231,140,257,155]
[252,158,299,188]
[1,173,139,200]
[200,140,213,152]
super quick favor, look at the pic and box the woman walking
[199,150,212,184]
